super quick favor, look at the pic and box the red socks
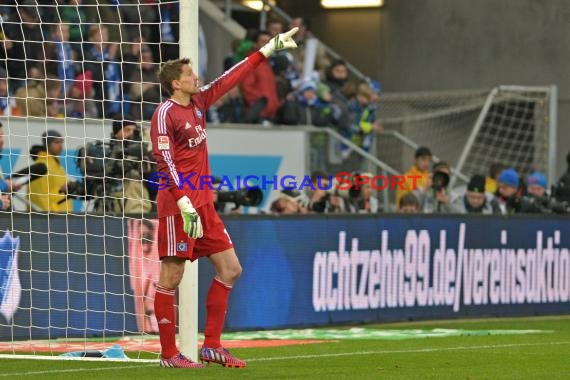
[203,278,232,348]
[155,278,232,355]
[154,285,178,359]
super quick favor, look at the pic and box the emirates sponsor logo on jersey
[188,125,207,148]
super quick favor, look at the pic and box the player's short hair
[158,58,191,95]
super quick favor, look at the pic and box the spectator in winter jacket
[451,174,499,214]
[240,31,280,123]
[27,131,73,212]
[348,82,382,152]
[279,80,334,126]
[526,171,548,198]
[396,146,432,206]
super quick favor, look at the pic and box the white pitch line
[0,364,157,377]
[247,340,570,362]
[1,341,569,377]
[0,354,158,363]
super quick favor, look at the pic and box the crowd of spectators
[0,3,382,157]
[0,2,566,216]
[0,0,174,120]
[210,18,383,156]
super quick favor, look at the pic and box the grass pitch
[0,316,569,379]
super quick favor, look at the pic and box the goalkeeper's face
[176,64,200,95]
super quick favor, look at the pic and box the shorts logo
[176,242,187,252]
[158,136,170,150]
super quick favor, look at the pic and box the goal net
[0,0,559,362]
[0,0,186,361]
[375,86,556,191]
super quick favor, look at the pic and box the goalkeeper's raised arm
[197,27,299,110]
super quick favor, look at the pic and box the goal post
[178,0,199,363]
[451,85,556,187]
[0,0,202,361]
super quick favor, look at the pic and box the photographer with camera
[527,172,547,198]
[75,117,155,214]
[300,170,349,214]
[105,117,155,215]
[270,194,309,215]
[492,168,567,214]
[519,171,568,214]
[211,176,264,214]
[347,172,380,213]
[450,174,501,214]
[494,168,522,214]
[413,161,454,214]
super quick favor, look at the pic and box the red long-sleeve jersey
[151,52,265,218]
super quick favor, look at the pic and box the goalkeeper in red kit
[150,28,299,369]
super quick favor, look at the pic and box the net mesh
[0,0,178,359]
[375,87,553,187]
[459,87,552,180]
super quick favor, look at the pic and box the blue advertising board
[221,215,570,329]
[0,213,568,339]
[0,214,136,339]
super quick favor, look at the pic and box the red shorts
[157,202,233,261]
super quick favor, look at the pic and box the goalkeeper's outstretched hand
[260,27,299,58]
[177,196,203,239]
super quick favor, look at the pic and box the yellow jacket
[485,177,497,194]
[28,151,72,212]
[396,165,429,206]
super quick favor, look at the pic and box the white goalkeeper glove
[177,196,203,239]
[259,27,299,58]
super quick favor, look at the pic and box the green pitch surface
[1,316,569,379]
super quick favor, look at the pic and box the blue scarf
[56,41,74,94]
[161,6,175,42]
[104,52,121,115]
[91,46,121,114]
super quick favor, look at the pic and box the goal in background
[0,0,198,362]
[376,86,557,191]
